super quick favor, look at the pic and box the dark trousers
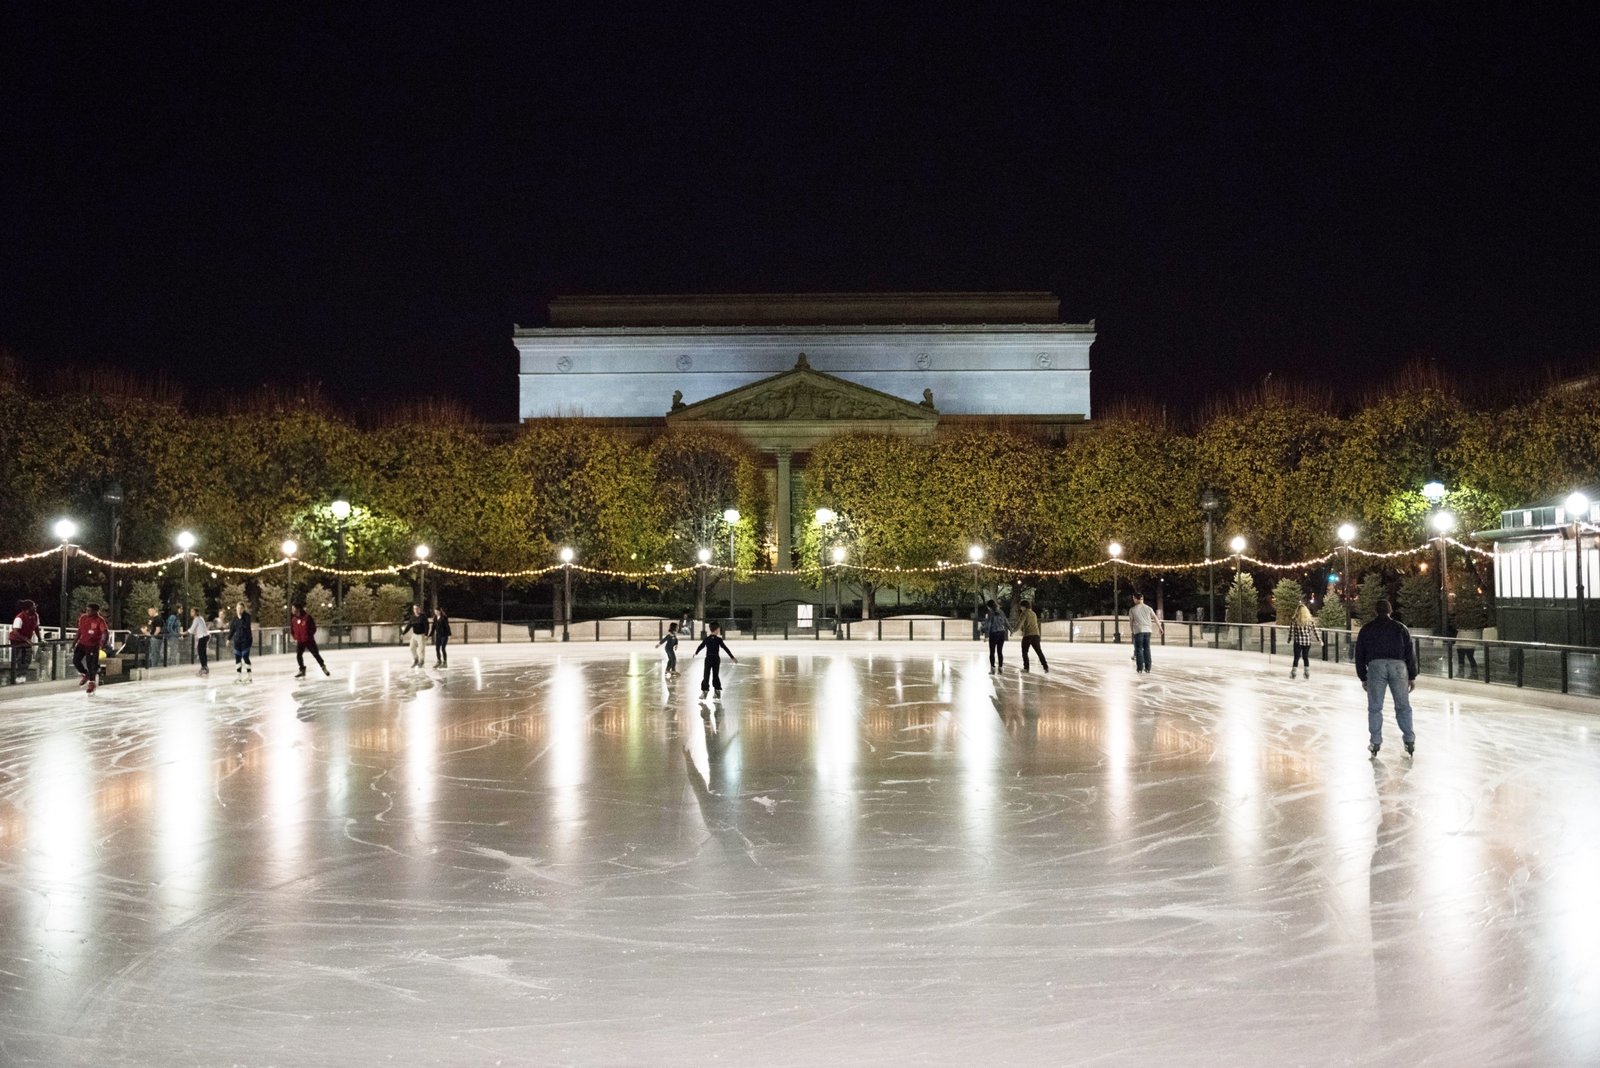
[664,647,676,673]
[233,644,252,666]
[1292,643,1312,668]
[73,643,99,679]
[9,642,32,681]
[988,634,1006,670]
[296,639,326,672]
[1020,635,1047,671]
[1132,632,1152,671]
[701,658,722,693]
[1456,646,1478,676]
[434,635,448,665]
[196,638,209,671]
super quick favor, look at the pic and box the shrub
[1224,572,1259,623]
[1271,578,1306,623]
[1397,571,1440,629]
[1318,597,1350,630]
[1355,573,1388,625]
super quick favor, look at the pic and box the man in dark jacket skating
[1354,599,1418,756]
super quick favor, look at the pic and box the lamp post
[831,545,846,633]
[1229,535,1247,623]
[54,518,79,636]
[176,531,196,626]
[1431,511,1454,634]
[413,544,430,611]
[1421,480,1449,634]
[281,539,298,632]
[1337,523,1357,618]
[723,508,740,631]
[814,507,836,623]
[968,544,984,639]
[696,546,712,628]
[1109,541,1124,643]
[103,481,123,627]
[1567,492,1591,647]
[559,546,574,641]
[331,499,351,617]
[1201,489,1220,626]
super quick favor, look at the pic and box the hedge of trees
[1,359,1596,625]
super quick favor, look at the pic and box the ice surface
[1,641,1597,1066]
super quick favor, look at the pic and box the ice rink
[1,640,1597,1066]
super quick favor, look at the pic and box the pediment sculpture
[711,379,914,421]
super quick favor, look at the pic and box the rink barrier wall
[4,617,1596,702]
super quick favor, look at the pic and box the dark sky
[5,5,1599,420]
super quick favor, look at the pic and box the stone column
[775,449,793,571]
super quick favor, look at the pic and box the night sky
[5,5,1599,421]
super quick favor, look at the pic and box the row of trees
[2,360,1594,622]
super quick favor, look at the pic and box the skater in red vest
[74,603,110,693]
[290,604,330,678]
[9,599,42,683]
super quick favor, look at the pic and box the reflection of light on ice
[956,662,998,844]
[546,661,589,858]
[155,700,215,918]
[1222,680,1263,872]
[405,684,439,844]
[27,729,94,998]
[265,692,306,874]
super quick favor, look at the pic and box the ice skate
[295,669,307,679]
[1369,742,1381,757]
[86,678,96,694]
[1405,740,1415,755]
[79,674,88,687]
[322,664,330,676]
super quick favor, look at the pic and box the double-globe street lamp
[1421,480,1452,634]
[697,546,712,629]
[54,518,79,637]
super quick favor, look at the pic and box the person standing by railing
[1288,600,1322,679]
[1354,598,1417,757]
[9,599,41,683]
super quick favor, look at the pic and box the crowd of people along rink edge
[9,578,1426,758]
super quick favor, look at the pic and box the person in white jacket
[187,606,211,676]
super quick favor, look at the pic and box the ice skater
[73,602,109,693]
[9,599,41,683]
[983,599,1009,674]
[1288,598,1322,678]
[430,606,451,667]
[188,606,210,676]
[403,604,429,668]
[1354,598,1417,756]
[1016,598,1048,673]
[693,621,737,696]
[290,604,330,678]
[657,621,680,677]
[229,601,253,680]
[1127,591,1163,673]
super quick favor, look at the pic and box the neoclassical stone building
[515,293,1094,569]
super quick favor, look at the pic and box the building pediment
[667,354,939,424]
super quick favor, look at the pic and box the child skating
[692,621,737,697]
[657,622,680,677]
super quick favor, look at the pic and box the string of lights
[0,536,1515,579]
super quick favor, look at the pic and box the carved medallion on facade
[914,352,931,369]
[676,354,693,371]
[1036,352,1053,368]
[556,356,574,372]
